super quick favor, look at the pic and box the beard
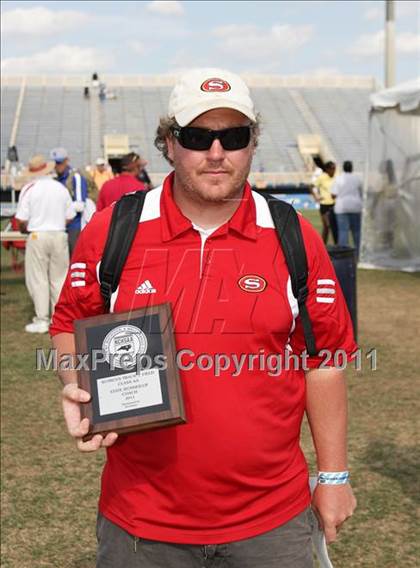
[173,156,252,205]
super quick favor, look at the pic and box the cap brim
[22,161,55,177]
[174,99,256,127]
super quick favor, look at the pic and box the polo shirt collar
[160,172,257,242]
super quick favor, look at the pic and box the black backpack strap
[257,192,318,356]
[99,191,147,310]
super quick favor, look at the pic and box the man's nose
[206,138,225,160]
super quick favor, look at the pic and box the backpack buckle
[100,280,113,302]
[297,285,309,305]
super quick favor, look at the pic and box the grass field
[1,211,419,567]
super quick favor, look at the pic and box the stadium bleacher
[1,85,20,163]
[1,75,374,181]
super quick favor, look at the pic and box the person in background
[92,72,99,88]
[50,147,89,255]
[15,154,75,333]
[331,161,363,256]
[99,83,107,102]
[313,161,338,245]
[96,152,147,211]
[91,158,114,193]
[137,166,153,190]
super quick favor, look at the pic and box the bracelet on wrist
[317,471,350,485]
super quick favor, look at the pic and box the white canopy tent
[359,79,420,272]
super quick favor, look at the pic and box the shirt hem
[99,493,311,545]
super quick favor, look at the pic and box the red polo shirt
[51,172,357,544]
[96,173,146,211]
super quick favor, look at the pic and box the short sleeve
[65,192,76,220]
[289,216,358,368]
[50,211,109,335]
[96,187,105,211]
[314,174,324,190]
[15,183,32,221]
[330,177,341,197]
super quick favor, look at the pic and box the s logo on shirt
[238,275,267,293]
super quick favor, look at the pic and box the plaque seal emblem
[102,325,148,369]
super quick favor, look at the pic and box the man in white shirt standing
[15,155,75,333]
[331,161,363,256]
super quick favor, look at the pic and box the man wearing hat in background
[52,68,356,566]
[96,151,148,211]
[91,157,113,193]
[50,147,90,255]
[15,155,75,333]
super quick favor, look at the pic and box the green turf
[1,230,419,567]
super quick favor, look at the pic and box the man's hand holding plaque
[74,303,186,441]
[61,383,119,451]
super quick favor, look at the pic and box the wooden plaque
[74,303,186,441]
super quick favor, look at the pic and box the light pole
[385,0,396,88]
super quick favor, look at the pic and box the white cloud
[1,44,112,74]
[168,47,214,70]
[146,1,184,16]
[349,30,384,56]
[364,1,418,21]
[396,0,420,17]
[212,23,314,61]
[305,67,341,77]
[1,6,89,35]
[128,40,148,56]
[349,30,420,56]
[364,6,382,21]
[397,32,420,53]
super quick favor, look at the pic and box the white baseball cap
[168,68,256,127]
[50,147,68,163]
[96,157,106,166]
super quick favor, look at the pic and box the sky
[1,1,419,86]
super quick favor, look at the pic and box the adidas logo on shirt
[135,280,157,294]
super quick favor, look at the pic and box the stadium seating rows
[1,83,372,174]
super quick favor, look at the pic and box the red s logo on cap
[201,78,231,92]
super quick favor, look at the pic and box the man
[16,154,75,333]
[138,166,153,190]
[312,161,338,245]
[50,147,89,255]
[96,152,147,211]
[331,160,363,256]
[91,157,113,192]
[51,68,356,567]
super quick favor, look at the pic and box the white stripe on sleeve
[74,173,82,201]
[317,279,335,286]
[316,297,335,304]
[316,288,336,295]
[71,262,86,269]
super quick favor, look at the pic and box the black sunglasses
[171,125,251,151]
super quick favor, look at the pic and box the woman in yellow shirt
[312,161,338,245]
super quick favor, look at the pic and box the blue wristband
[317,471,350,485]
